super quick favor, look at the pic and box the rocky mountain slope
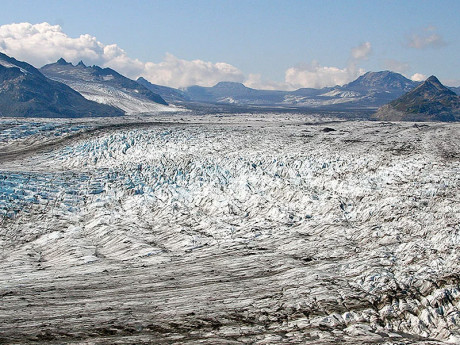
[41,59,169,114]
[136,77,189,103]
[0,53,124,118]
[373,76,460,121]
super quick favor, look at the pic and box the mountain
[180,71,419,109]
[372,76,460,122]
[183,82,288,105]
[344,71,418,92]
[136,77,189,103]
[41,59,169,114]
[0,52,123,118]
[307,71,420,108]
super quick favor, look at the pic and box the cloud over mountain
[0,22,244,88]
[142,54,244,88]
[284,63,360,89]
[0,22,375,90]
[410,73,427,82]
[281,42,370,89]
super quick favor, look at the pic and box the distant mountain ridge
[183,82,287,105]
[0,52,123,118]
[172,71,421,108]
[373,76,460,122]
[41,59,169,114]
[3,51,458,118]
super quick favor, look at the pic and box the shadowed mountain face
[372,76,460,122]
[177,71,419,108]
[0,53,124,118]
[136,77,189,103]
[41,59,168,114]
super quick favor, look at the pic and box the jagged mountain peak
[420,75,456,94]
[426,75,440,83]
[43,60,121,78]
[373,75,460,122]
[40,58,169,112]
[56,57,71,65]
[405,75,456,98]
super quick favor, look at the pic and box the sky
[0,0,459,89]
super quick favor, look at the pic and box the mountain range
[373,75,460,122]
[1,51,460,119]
[177,71,421,108]
[41,59,168,114]
[0,53,123,118]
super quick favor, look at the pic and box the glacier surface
[0,113,459,344]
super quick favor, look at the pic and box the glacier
[0,113,459,344]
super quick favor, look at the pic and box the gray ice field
[1,113,459,344]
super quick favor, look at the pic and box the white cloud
[0,23,106,67]
[280,42,370,89]
[407,26,447,49]
[410,73,427,82]
[0,22,375,90]
[142,54,244,88]
[244,73,288,90]
[351,42,372,60]
[0,22,244,88]
[284,62,365,89]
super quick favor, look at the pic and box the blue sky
[0,0,459,88]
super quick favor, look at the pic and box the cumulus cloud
[280,42,370,89]
[0,23,106,67]
[0,22,244,88]
[0,22,374,90]
[284,62,364,89]
[244,73,289,90]
[142,54,244,88]
[410,73,427,82]
[407,26,447,49]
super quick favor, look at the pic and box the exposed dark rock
[372,76,460,122]
[0,52,124,118]
[136,77,189,103]
[41,59,168,108]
